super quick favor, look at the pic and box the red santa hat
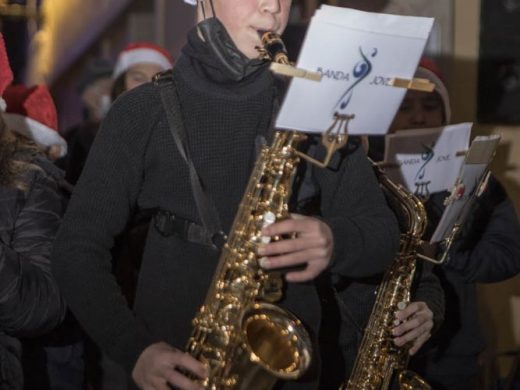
[2,84,67,157]
[415,57,451,124]
[113,42,173,79]
[0,33,13,111]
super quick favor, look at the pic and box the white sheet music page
[275,5,433,135]
[383,123,472,196]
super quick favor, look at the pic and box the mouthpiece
[260,31,290,65]
[258,31,321,82]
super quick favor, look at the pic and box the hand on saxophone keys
[257,214,334,282]
[132,342,208,390]
[391,301,434,355]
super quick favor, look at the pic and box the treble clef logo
[415,143,434,181]
[414,143,434,200]
[334,47,377,114]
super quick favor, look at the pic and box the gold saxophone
[186,33,345,390]
[341,165,430,390]
[186,130,312,389]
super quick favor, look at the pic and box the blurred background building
[1,0,519,386]
[1,0,195,130]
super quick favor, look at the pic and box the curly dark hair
[0,115,42,190]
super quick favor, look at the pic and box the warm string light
[27,0,134,85]
[0,0,41,20]
[27,0,64,83]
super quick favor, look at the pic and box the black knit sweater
[52,28,399,388]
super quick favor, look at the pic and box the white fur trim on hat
[415,66,451,124]
[2,112,67,157]
[113,48,173,79]
[183,0,197,5]
[0,97,6,112]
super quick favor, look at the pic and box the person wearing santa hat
[74,42,174,390]
[51,1,400,389]
[107,42,173,277]
[389,58,451,133]
[2,84,68,162]
[368,58,520,390]
[106,42,173,294]
[0,33,74,389]
[111,42,174,102]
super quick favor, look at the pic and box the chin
[241,46,261,59]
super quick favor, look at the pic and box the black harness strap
[153,70,227,249]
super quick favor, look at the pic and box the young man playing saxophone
[48,1,437,389]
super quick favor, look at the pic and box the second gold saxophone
[341,166,430,390]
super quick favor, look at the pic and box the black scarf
[182,17,267,84]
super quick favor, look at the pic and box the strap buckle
[153,209,228,251]
[153,69,174,86]
[153,210,184,238]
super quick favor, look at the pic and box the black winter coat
[0,155,67,389]
[410,175,520,387]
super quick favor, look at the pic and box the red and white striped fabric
[113,42,173,79]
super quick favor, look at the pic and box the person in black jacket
[370,58,520,390]
[107,41,174,307]
[0,32,86,387]
[51,1,400,389]
[64,46,174,390]
[0,94,67,388]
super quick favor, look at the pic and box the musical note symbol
[414,143,434,181]
[413,143,435,200]
[334,47,377,113]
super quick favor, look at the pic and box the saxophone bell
[235,303,312,388]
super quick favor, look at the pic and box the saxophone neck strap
[153,209,227,249]
[153,70,226,250]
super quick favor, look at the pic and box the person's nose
[261,0,281,14]
[410,105,426,127]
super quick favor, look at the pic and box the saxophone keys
[393,302,408,326]
[260,211,277,244]
[263,211,276,225]
[261,273,284,302]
